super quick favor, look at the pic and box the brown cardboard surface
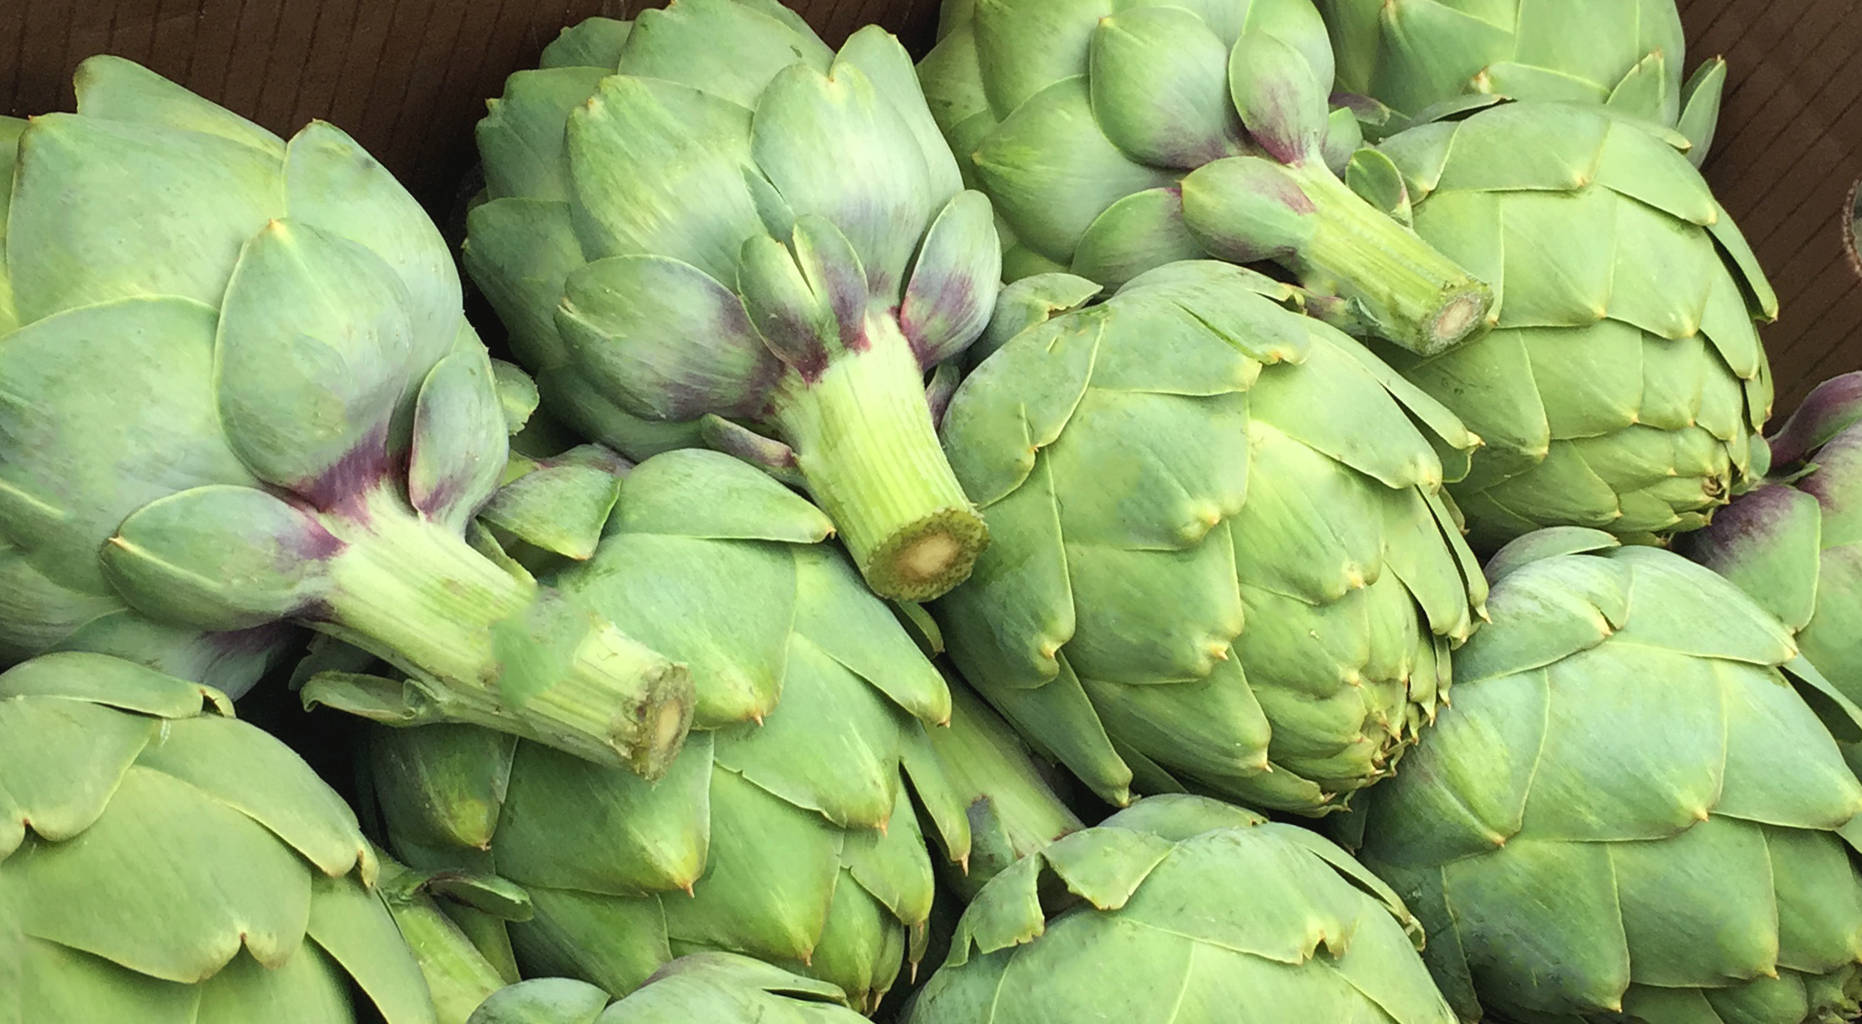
[0,1,940,218]
[1680,0,1862,412]
[1,0,1857,410]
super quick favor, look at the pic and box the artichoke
[1682,372,1862,759]
[464,3,1001,601]
[367,449,974,1010]
[1318,0,1726,166]
[1359,101,1776,550]
[918,0,1493,355]
[0,57,693,773]
[1342,529,1862,1023]
[466,955,871,1024]
[0,652,434,1023]
[936,261,1487,815]
[907,794,1457,1024]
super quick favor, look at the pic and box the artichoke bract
[368,449,973,1011]
[0,653,435,1024]
[1682,372,1862,766]
[1362,101,1776,551]
[0,58,693,775]
[906,794,1457,1024]
[936,262,1486,815]
[464,3,1000,602]
[1319,0,1726,166]
[919,0,1493,355]
[921,676,1084,900]
[1343,530,1862,1023]
[466,955,871,1024]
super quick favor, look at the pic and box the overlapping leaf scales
[566,76,759,278]
[613,0,832,109]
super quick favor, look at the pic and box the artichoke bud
[0,59,696,770]
[0,653,434,1023]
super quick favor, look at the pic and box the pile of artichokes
[2,2,1857,1022]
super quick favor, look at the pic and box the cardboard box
[3,0,1855,410]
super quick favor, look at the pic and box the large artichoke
[464,3,1001,601]
[936,261,1487,815]
[0,652,435,1023]
[467,955,871,1024]
[919,0,1492,355]
[1319,0,1725,166]
[367,449,974,1011]
[1342,529,1862,1023]
[1682,372,1862,760]
[907,794,1457,1023]
[1359,101,1776,550]
[0,58,693,772]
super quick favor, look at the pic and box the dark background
[2,0,1854,413]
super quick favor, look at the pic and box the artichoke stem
[771,316,988,601]
[1290,162,1493,357]
[320,486,694,777]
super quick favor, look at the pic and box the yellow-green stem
[318,487,693,777]
[771,316,987,601]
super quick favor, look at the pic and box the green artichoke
[936,261,1487,815]
[1681,372,1862,765]
[466,955,871,1024]
[464,3,1001,601]
[907,794,1457,1023]
[919,0,1493,355]
[367,449,974,1011]
[0,652,435,1023]
[1318,0,1726,166]
[1360,101,1776,550]
[1342,529,1862,1023]
[0,58,694,773]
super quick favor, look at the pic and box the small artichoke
[937,261,1487,815]
[1342,529,1862,1023]
[0,652,435,1024]
[1360,101,1776,550]
[465,3,1001,601]
[919,0,1492,355]
[1319,0,1726,165]
[0,58,693,773]
[907,794,1458,1024]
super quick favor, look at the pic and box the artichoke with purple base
[919,0,1493,355]
[0,58,694,774]
[464,1,1002,602]
[1682,372,1862,771]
